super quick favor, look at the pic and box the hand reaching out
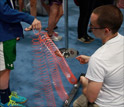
[76,55,90,64]
[31,18,42,33]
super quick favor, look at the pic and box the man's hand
[80,76,88,87]
[31,18,42,32]
[80,76,88,94]
[76,55,90,64]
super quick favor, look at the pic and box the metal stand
[59,48,79,58]
[59,0,79,58]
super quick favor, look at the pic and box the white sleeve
[85,56,106,82]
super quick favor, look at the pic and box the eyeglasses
[88,23,105,32]
[89,27,105,30]
[89,23,105,30]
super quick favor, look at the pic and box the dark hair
[93,5,123,34]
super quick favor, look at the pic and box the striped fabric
[0,42,5,71]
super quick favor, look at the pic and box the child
[0,0,41,106]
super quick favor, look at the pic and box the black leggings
[77,0,114,39]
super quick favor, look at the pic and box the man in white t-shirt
[73,5,124,107]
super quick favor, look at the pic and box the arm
[0,1,42,32]
[31,18,42,33]
[81,56,105,103]
[80,76,102,103]
[76,55,90,64]
[0,0,34,24]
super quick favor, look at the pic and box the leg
[48,3,63,31]
[47,3,62,41]
[0,69,10,104]
[18,0,24,11]
[42,0,63,31]
[77,0,95,43]
[25,0,37,31]
[48,3,59,36]
[0,69,10,89]
[54,4,63,27]
[73,94,88,107]
[0,70,27,105]
[0,40,27,106]
[78,0,91,38]
[0,40,15,104]
[30,0,37,17]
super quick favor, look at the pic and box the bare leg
[0,69,10,89]
[25,0,37,31]
[48,3,60,36]
[30,0,37,17]
[42,1,63,31]
[54,4,63,26]
[18,0,24,12]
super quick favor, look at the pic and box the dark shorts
[43,0,63,5]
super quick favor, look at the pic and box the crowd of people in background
[18,0,63,41]
[14,0,124,43]
[17,0,124,43]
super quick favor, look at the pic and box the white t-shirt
[86,33,124,107]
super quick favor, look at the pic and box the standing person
[41,0,62,31]
[22,0,63,41]
[0,0,41,106]
[77,0,114,43]
[77,0,94,43]
[41,0,63,41]
[73,5,124,107]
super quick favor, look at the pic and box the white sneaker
[51,32,62,41]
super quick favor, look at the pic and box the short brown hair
[93,5,123,34]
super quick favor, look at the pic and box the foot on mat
[50,32,62,41]
[0,99,26,107]
[9,91,27,104]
